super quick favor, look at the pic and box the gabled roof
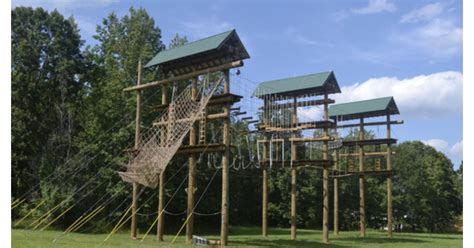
[329,96,400,121]
[253,71,341,98]
[144,29,249,75]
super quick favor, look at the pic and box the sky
[11,0,463,167]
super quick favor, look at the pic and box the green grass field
[12,226,462,247]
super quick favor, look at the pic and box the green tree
[11,7,84,200]
[393,141,462,232]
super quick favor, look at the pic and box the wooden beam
[289,136,334,142]
[124,60,243,92]
[333,149,339,236]
[233,111,247,116]
[177,144,228,154]
[220,69,230,246]
[186,78,198,244]
[259,98,335,109]
[154,93,242,112]
[153,112,229,126]
[330,170,393,178]
[322,93,329,244]
[291,97,297,240]
[359,118,366,238]
[387,114,393,238]
[131,60,142,240]
[336,120,403,129]
[342,138,397,147]
[157,83,167,242]
[339,151,396,157]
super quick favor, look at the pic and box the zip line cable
[12,87,163,205]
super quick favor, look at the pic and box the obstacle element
[253,71,341,243]
[329,96,402,238]
[121,29,249,245]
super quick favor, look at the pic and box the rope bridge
[119,75,224,188]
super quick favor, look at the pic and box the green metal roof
[329,96,399,120]
[253,71,341,98]
[145,30,235,68]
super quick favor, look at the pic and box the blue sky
[12,0,463,167]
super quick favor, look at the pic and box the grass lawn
[12,226,462,247]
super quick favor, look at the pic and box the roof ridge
[331,96,393,107]
[162,29,234,53]
[260,70,332,84]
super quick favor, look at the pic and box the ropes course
[11,29,404,247]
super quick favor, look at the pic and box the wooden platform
[259,159,334,168]
[123,143,231,155]
[341,138,397,147]
[154,93,242,111]
[256,120,335,132]
[330,169,394,178]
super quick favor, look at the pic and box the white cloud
[423,139,449,151]
[450,140,463,156]
[335,71,463,119]
[351,0,397,15]
[297,107,323,122]
[12,0,118,9]
[285,26,318,46]
[391,18,462,57]
[180,16,234,40]
[422,139,463,160]
[401,2,444,23]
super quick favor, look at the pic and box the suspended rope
[170,167,220,245]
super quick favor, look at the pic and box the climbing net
[119,75,224,188]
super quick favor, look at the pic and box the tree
[393,141,462,232]
[12,7,84,200]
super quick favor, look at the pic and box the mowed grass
[12,226,462,248]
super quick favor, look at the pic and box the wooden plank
[259,98,335,109]
[339,151,396,157]
[336,120,403,128]
[330,170,394,178]
[124,60,243,92]
[154,93,242,112]
[342,138,397,147]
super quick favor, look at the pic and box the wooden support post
[359,117,366,237]
[262,98,269,238]
[220,69,230,246]
[157,84,168,241]
[186,78,198,244]
[386,114,393,238]
[131,60,142,239]
[322,93,329,243]
[262,154,268,237]
[291,97,297,240]
[333,130,339,236]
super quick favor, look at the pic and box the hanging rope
[170,167,220,245]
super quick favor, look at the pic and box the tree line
[11,7,462,233]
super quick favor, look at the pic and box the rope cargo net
[119,75,224,188]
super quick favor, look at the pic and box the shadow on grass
[231,238,345,248]
[336,236,427,244]
[229,227,309,236]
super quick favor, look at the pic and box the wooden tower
[329,97,402,238]
[253,71,341,243]
[122,29,249,246]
